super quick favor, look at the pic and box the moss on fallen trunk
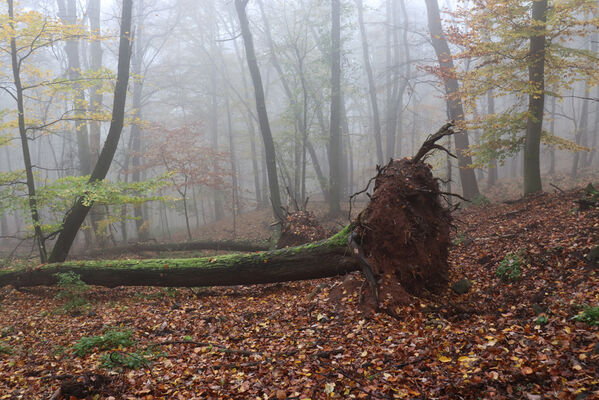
[0,225,357,288]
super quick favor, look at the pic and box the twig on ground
[550,183,565,193]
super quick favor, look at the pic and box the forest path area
[0,188,597,399]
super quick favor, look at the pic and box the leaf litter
[0,188,597,399]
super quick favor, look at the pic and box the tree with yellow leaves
[447,0,599,194]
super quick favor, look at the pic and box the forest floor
[0,187,598,399]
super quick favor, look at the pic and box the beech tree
[448,0,599,195]
[424,0,480,200]
[235,0,283,221]
[49,0,133,262]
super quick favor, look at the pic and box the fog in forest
[0,0,597,260]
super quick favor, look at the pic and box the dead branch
[412,122,455,164]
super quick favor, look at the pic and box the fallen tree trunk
[0,124,456,302]
[77,239,271,258]
[0,227,358,288]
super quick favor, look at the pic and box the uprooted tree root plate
[348,123,455,311]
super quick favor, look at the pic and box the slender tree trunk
[48,0,133,262]
[523,0,547,195]
[130,4,149,240]
[57,0,92,176]
[586,86,599,166]
[256,0,329,202]
[235,0,283,221]
[231,34,264,209]
[548,94,557,174]
[88,0,102,160]
[487,90,498,187]
[87,0,106,244]
[424,0,480,200]
[571,92,589,177]
[355,0,383,164]
[329,0,342,216]
[8,0,47,262]
[225,94,239,236]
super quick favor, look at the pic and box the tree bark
[78,239,271,258]
[8,0,48,262]
[256,0,329,202]
[329,0,342,216]
[235,0,283,221]
[424,0,480,200]
[130,3,149,241]
[523,0,547,195]
[487,89,498,187]
[355,0,383,165]
[87,0,106,243]
[1,230,357,288]
[48,0,133,263]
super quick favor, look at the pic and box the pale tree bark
[586,86,599,166]
[355,0,383,165]
[571,88,590,177]
[573,31,596,173]
[256,0,329,203]
[87,0,107,244]
[235,0,283,221]
[424,0,480,200]
[523,0,548,195]
[130,0,149,240]
[225,93,240,236]
[8,0,48,262]
[486,89,498,187]
[49,0,133,262]
[548,93,556,174]
[329,0,342,216]
[57,0,92,176]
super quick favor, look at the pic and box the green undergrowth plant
[73,327,164,371]
[0,342,13,355]
[452,232,466,246]
[54,272,90,313]
[496,251,525,282]
[471,194,491,206]
[73,328,134,357]
[100,348,163,370]
[572,305,599,326]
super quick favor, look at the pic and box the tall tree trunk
[225,93,240,236]
[57,0,92,176]
[87,0,102,160]
[256,0,329,203]
[548,93,556,174]
[130,3,149,240]
[49,0,133,262]
[571,92,590,177]
[235,0,283,221]
[329,0,342,216]
[355,0,383,165]
[586,86,599,166]
[487,89,498,187]
[87,0,106,244]
[523,0,547,195]
[424,0,480,200]
[230,31,264,208]
[8,0,48,262]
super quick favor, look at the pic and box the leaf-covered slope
[0,188,597,399]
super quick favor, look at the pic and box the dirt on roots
[354,158,452,306]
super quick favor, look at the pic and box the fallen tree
[77,239,271,258]
[0,124,456,300]
[0,227,358,288]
